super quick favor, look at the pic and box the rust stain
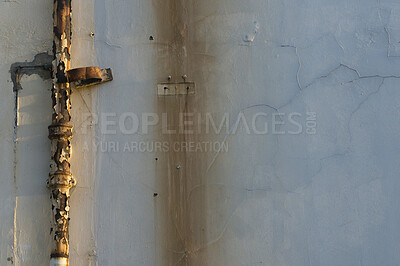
[67,67,102,83]
[67,67,113,88]
[153,1,207,265]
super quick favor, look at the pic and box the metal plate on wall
[157,82,195,96]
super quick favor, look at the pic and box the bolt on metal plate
[157,82,195,96]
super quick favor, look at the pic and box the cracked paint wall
[2,0,400,265]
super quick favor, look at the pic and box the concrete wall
[1,0,400,265]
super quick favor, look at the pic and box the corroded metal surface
[68,67,113,88]
[48,0,74,263]
[67,67,102,83]
[48,1,113,264]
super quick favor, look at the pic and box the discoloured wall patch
[153,1,208,265]
[10,53,52,92]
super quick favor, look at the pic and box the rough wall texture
[1,0,400,265]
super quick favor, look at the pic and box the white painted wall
[1,0,400,265]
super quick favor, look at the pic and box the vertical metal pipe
[47,0,75,265]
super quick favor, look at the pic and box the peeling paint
[48,0,74,263]
[4,0,400,265]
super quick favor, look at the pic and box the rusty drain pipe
[48,0,112,265]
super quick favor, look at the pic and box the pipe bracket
[67,67,113,89]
